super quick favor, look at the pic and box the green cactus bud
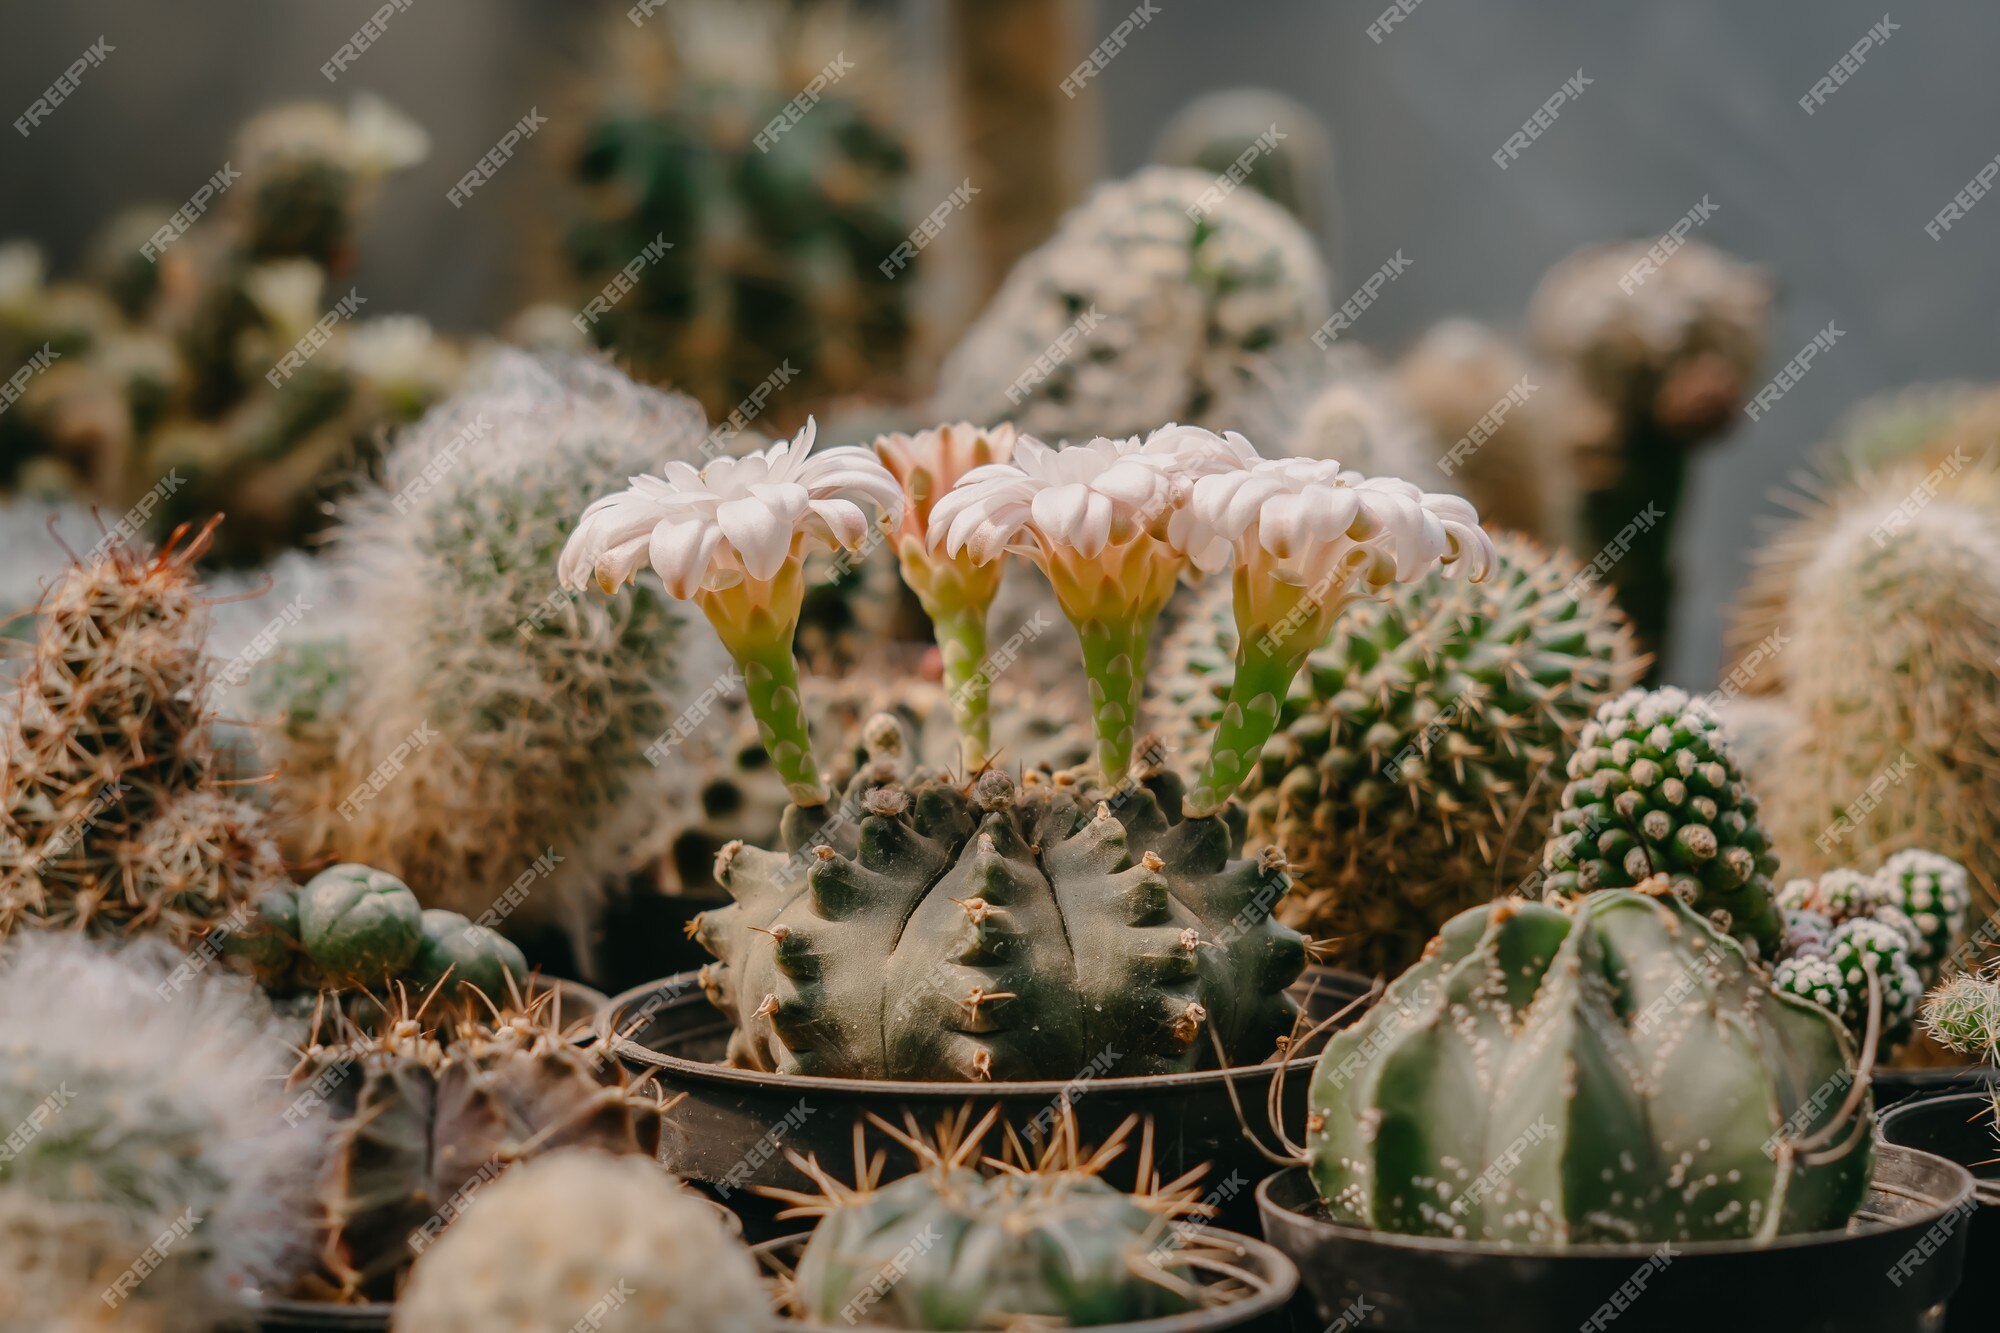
[1306,887,1872,1244]
[1543,687,1783,958]
[298,863,423,988]
[407,908,530,1002]
[1773,955,1850,1015]
[698,718,1306,1081]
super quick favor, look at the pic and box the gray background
[2,0,1994,684]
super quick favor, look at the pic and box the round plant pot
[750,1228,1298,1332]
[251,1298,393,1332]
[1256,1145,1975,1333]
[603,966,1375,1242]
[1873,1064,2000,1110]
[1879,1091,2000,1333]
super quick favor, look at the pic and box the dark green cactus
[407,908,529,1002]
[694,717,1308,1081]
[287,997,661,1303]
[782,1113,1207,1329]
[297,863,423,988]
[1542,686,1783,958]
[1306,887,1873,1244]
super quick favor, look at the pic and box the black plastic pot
[750,1228,1298,1332]
[251,1299,391,1332]
[603,967,1375,1241]
[1874,1064,2000,1110]
[1257,1145,1975,1333]
[1879,1091,2000,1333]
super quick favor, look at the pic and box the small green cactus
[1307,886,1873,1244]
[1542,686,1784,959]
[298,863,425,988]
[393,1149,766,1333]
[779,1111,1211,1329]
[1922,970,2000,1063]
[695,718,1307,1081]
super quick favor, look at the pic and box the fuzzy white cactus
[392,1149,767,1333]
[0,934,322,1331]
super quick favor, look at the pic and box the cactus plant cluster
[933,166,1331,444]
[1727,461,2000,926]
[774,1111,1213,1328]
[1772,851,1970,1037]
[1,98,454,565]
[392,1149,767,1333]
[0,934,325,1330]
[1306,885,1873,1244]
[286,990,665,1303]
[1154,533,1642,975]
[228,862,528,1002]
[0,523,289,948]
[1527,238,1772,663]
[561,416,1492,1081]
[262,353,728,959]
[1540,686,1784,960]
[563,0,916,423]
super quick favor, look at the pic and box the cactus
[1152,87,1333,229]
[1154,533,1641,975]
[1396,317,1602,548]
[1541,687,1784,959]
[1745,480,2000,926]
[271,353,728,956]
[1922,969,2000,1065]
[0,934,325,1330]
[563,0,915,423]
[777,1111,1212,1328]
[392,1148,765,1333]
[286,992,664,1303]
[1528,239,1771,665]
[695,720,1307,1081]
[934,166,1330,443]
[1306,886,1873,1244]
[0,523,289,948]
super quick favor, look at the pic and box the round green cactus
[298,863,423,987]
[1542,686,1783,958]
[695,716,1307,1081]
[1306,887,1873,1245]
[222,882,306,989]
[1873,849,1971,969]
[408,908,530,1002]
[1826,917,1922,1033]
[1922,971,2000,1060]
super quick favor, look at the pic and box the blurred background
[2,0,1996,685]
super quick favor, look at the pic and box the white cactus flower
[558,418,903,600]
[1185,456,1495,591]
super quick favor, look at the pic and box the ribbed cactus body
[290,1003,660,1302]
[796,1166,1193,1327]
[1543,687,1783,959]
[1306,888,1872,1244]
[695,719,1307,1081]
[1153,534,1639,975]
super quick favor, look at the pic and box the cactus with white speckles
[1306,885,1872,1244]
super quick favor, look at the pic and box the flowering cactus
[561,420,903,805]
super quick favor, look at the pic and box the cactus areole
[1305,887,1872,1245]
[695,722,1309,1082]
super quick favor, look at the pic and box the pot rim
[1254,1145,1975,1261]
[598,969,1370,1098]
[1878,1088,2000,1206]
[749,1227,1298,1331]
[243,1293,396,1321]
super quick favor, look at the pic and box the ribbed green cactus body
[1154,534,1638,975]
[1543,687,1783,958]
[695,722,1307,1081]
[795,1168,1192,1328]
[1306,889,1872,1245]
